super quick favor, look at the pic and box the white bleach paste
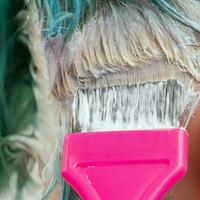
[72,80,199,132]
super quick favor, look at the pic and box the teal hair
[41,0,90,38]
[38,0,123,39]
[0,0,36,197]
[152,0,200,32]
[40,0,200,40]
[0,1,10,190]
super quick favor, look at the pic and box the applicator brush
[61,80,199,200]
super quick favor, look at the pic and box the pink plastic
[62,128,188,200]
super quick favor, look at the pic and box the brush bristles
[72,80,200,132]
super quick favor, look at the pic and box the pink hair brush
[62,128,188,200]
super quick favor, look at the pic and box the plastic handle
[62,128,188,200]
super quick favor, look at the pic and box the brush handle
[62,128,188,200]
